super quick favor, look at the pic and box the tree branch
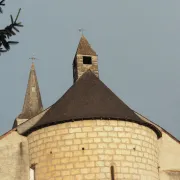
[0,8,23,54]
[0,0,5,13]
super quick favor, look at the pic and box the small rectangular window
[111,166,115,180]
[83,56,92,64]
[32,87,36,92]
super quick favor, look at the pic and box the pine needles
[0,0,5,13]
[0,1,23,54]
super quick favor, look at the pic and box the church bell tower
[73,35,99,83]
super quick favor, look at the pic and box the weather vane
[78,28,85,36]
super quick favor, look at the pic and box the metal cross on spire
[78,28,86,36]
[29,56,39,63]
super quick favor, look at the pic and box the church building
[0,35,180,180]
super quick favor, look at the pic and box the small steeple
[73,35,99,83]
[13,62,43,127]
[76,35,97,56]
[20,62,43,119]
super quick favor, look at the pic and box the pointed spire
[76,35,97,56]
[18,62,43,119]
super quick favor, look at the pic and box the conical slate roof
[76,35,97,56]
[30,70,161,137]
[18,63,43,119]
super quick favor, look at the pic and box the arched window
[111,166,115,180]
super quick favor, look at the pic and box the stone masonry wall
[0,130,29,180]
[28,120,159,180]
[76,55,99,80]
[136,112,180,180]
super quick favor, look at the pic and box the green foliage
[0,0,23,54]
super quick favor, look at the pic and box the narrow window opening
[30,165,36,180]
[111,166,115,180]
[83,56,92,64]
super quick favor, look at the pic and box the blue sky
[0,0,180,139]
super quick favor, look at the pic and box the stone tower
[73,35,99,83]
[17,36,162,180]
[13,63,43,127]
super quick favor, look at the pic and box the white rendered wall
[158,132,180,180]
[0,130,29,180]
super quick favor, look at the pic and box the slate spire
[18,62,43,119]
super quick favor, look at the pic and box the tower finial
[29,56,39,64]
[78,28,85,36]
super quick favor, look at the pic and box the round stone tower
[24,36,161,180]
[28,120,160,180]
